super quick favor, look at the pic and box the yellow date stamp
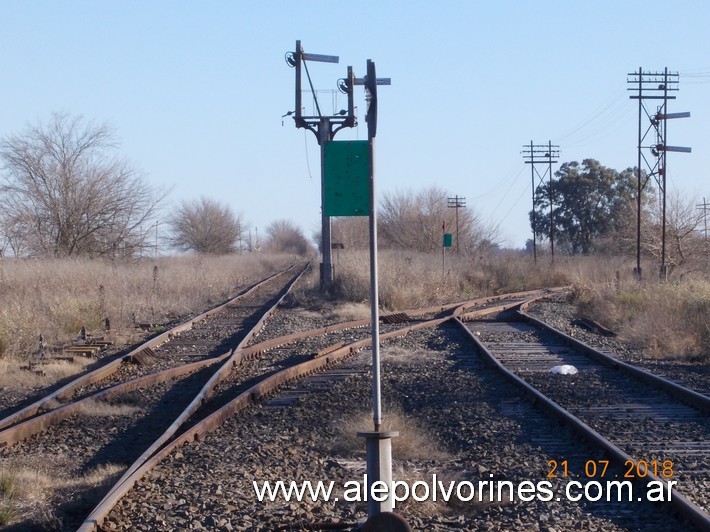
[547,459,675,479]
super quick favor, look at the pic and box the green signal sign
[443,233,453,248]
[324,140,370,217]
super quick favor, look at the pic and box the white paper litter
[550,364,578,375]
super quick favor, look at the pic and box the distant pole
[547,141,555,262]
[529,141,536,264]
[155,221,159,259]
[522,141,559,264]
[627,67,690,279]
[698,197,709,241]
[447,195,466,254]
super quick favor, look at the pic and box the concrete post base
[357,430,399,517]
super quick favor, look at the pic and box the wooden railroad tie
[131,347,159,365]
[63,345,102,357]
[380,312,411,325]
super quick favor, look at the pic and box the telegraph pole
[447,195,466,253]
[698,197,709,241]
[286,40,356,290]
[628,67,690,280]
[522,141,559,263]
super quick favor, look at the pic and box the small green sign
[324,140,370,217]
[443,233,453,248]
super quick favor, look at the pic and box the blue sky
[1,1,708,249]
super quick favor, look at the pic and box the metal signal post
[353,59,397,520]
[286,40,356,290]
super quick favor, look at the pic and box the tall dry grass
[325,250,571,310]
[571,273,710,359]
[315,249,709,359]
[0,254,293,360]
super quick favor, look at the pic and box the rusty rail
[0,264,297,433]
[78,262,310,531]
[78,295,540,530]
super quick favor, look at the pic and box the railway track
[0,262,309,530]
[95,291,705,531]
[2,287,706,530]
[458,308,709,527]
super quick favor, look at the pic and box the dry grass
[0,460,123,529]
[0,253,293,361]
[75,396,144,417]
[561,254,709,359]
[572,275,710,359]
[331,407,449,462]
[326,250,573,311]
[0,358,96,410]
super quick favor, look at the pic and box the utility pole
[155,221,159,259]
[447,195,466,253]
[522,141,559,264]
[698,197,709,241]
[286,40,356,290]
[628,67,691,280]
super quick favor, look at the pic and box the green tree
[530,159,644,255]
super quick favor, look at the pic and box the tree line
[0,113,312,258]
[1,113,705,277]
[530,158,708,276]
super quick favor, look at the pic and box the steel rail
[0,285,550,450]
[453,317,710,530]
[78,262,310,531]
[0,353,229,448]
[0,264,298,433]
[518,311,710,413]
[452,287,567,318]
[78,295,534,530]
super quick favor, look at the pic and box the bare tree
[643,189,707,277]
[263,219,314,256]
[166,197,244,254]
[328,217,370,250]
[0,113,165,258]
[379,186,497,254]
